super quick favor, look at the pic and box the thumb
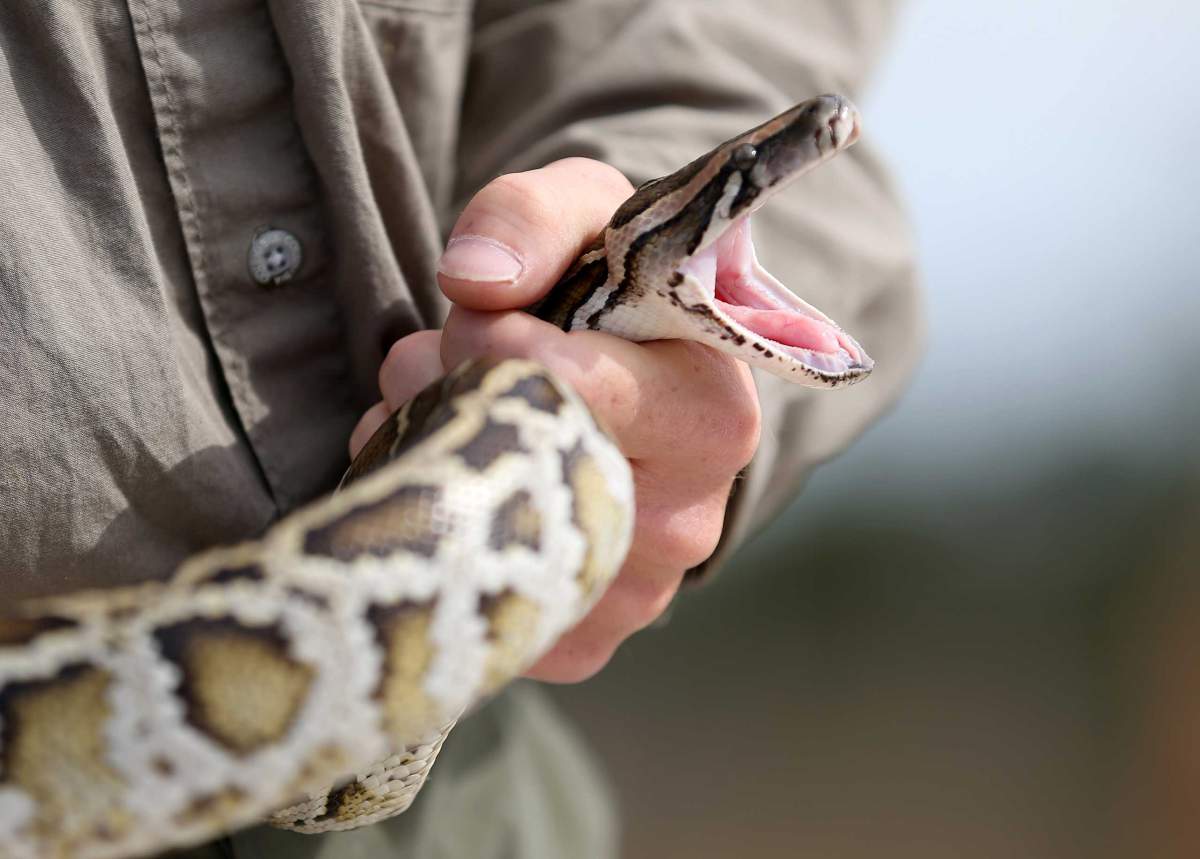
[437,157,634,311]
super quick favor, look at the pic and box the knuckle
[482,171,558,226]
[704,375,761,470]
[644,507,723,573]
[551,157,635,198]
[378,330,441,407]
[678,346,761,470]
[723,392,762,468]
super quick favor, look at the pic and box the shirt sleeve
[454,0,924,579]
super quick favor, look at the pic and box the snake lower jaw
[676,217,873,386]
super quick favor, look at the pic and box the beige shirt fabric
[0,0,920,854]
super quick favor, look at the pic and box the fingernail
[438,235,524,283]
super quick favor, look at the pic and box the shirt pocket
[356,0,472,215]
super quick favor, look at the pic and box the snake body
[0,95,869,859]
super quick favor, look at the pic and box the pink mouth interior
[683,220,862,363]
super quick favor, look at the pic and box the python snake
[0,94,870,859]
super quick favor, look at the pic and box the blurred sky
[816,0,1200,497]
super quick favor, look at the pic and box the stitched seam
[126,0,283,505]
[129,1,208,296]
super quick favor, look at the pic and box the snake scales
[0,95,870,859]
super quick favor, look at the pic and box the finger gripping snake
[0,95,870,859]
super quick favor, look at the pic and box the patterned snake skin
[0,95,871,859]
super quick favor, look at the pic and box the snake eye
[732,143,758,171]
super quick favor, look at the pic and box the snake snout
[816,94,860,150]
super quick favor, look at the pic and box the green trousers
[167,686,616,859]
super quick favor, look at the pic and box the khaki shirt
[0,1,920,855]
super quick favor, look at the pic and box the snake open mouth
[678,217,872,377]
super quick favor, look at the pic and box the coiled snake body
[0,95,870,859]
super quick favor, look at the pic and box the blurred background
[551,2,1200,857]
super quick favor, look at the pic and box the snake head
[703,94,862,235]
[541,95,873,389]
[669,94,873,388]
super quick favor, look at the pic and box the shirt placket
[125,0,355,512]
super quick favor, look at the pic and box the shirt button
[248,227,303,286]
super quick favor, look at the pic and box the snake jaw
[676,217,873,385]
[660,95,872,386]
[563,93,869,388]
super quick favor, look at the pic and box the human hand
[351,158,761,683]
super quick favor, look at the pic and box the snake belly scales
[0,95,872,859]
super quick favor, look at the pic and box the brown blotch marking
[311,779,380,825]
[527,241,610,330]
[204,564,266,586]
[454,419,526,471]
[609,163,704,230]
[489,490,541,552]
[591,171,733,330]
[667,288,748,347]
[0,663,134,842]
[683,167,733,257]
[443,356,503,399]
[500,374,565,415]
[285,587,331,610]
[304,484,445,561]
[561,442,628,599]
[154,618,313,755]
[0,614,76,646]
[268,742,356,827]
[174,786,249,829]
[477,591,542,696]
[369,600,442,743]
[691,304,746,346]
[343,406,404,486]
[344,395,455,487]
[152,756,176,776]
[591,166,741,330]
[343,361,508,487]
